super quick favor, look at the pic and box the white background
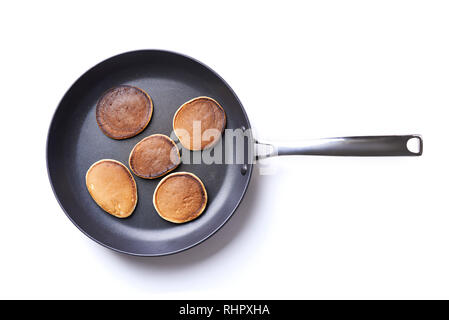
[1,0,448,299]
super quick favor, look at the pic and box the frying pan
[47,50,423,256]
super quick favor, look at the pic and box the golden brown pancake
[153,172,207,223]
[96,85,153,139]
[85,159,137,218]
[129,134,181,179]
[173,96,226,150]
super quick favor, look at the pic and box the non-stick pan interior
[47,50,253,256]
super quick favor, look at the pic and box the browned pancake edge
[153,172,208,223]
[172,96,226,150]
[96,85,153,140]
[128,134,181,179]
[85,159,137,218]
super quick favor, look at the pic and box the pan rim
[46,49,254,257]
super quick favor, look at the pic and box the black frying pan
[47,50,422,256]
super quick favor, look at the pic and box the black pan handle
[255,135,423,159]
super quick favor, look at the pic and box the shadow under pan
[46,50,253,256]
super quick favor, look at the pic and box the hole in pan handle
[255,135,423,159]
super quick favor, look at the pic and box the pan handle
[255,135,423,159]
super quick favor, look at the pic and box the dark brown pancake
[153,172,207,223]
[129,134,181,179]
[173,96,226,150]
[96,85,153,139]
[85,159,137,218]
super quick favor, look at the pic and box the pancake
[96,85,153,139]
[153,172,207,223]
[173,96,226,150]
[129,134,181,179]
[85,159,137,218]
